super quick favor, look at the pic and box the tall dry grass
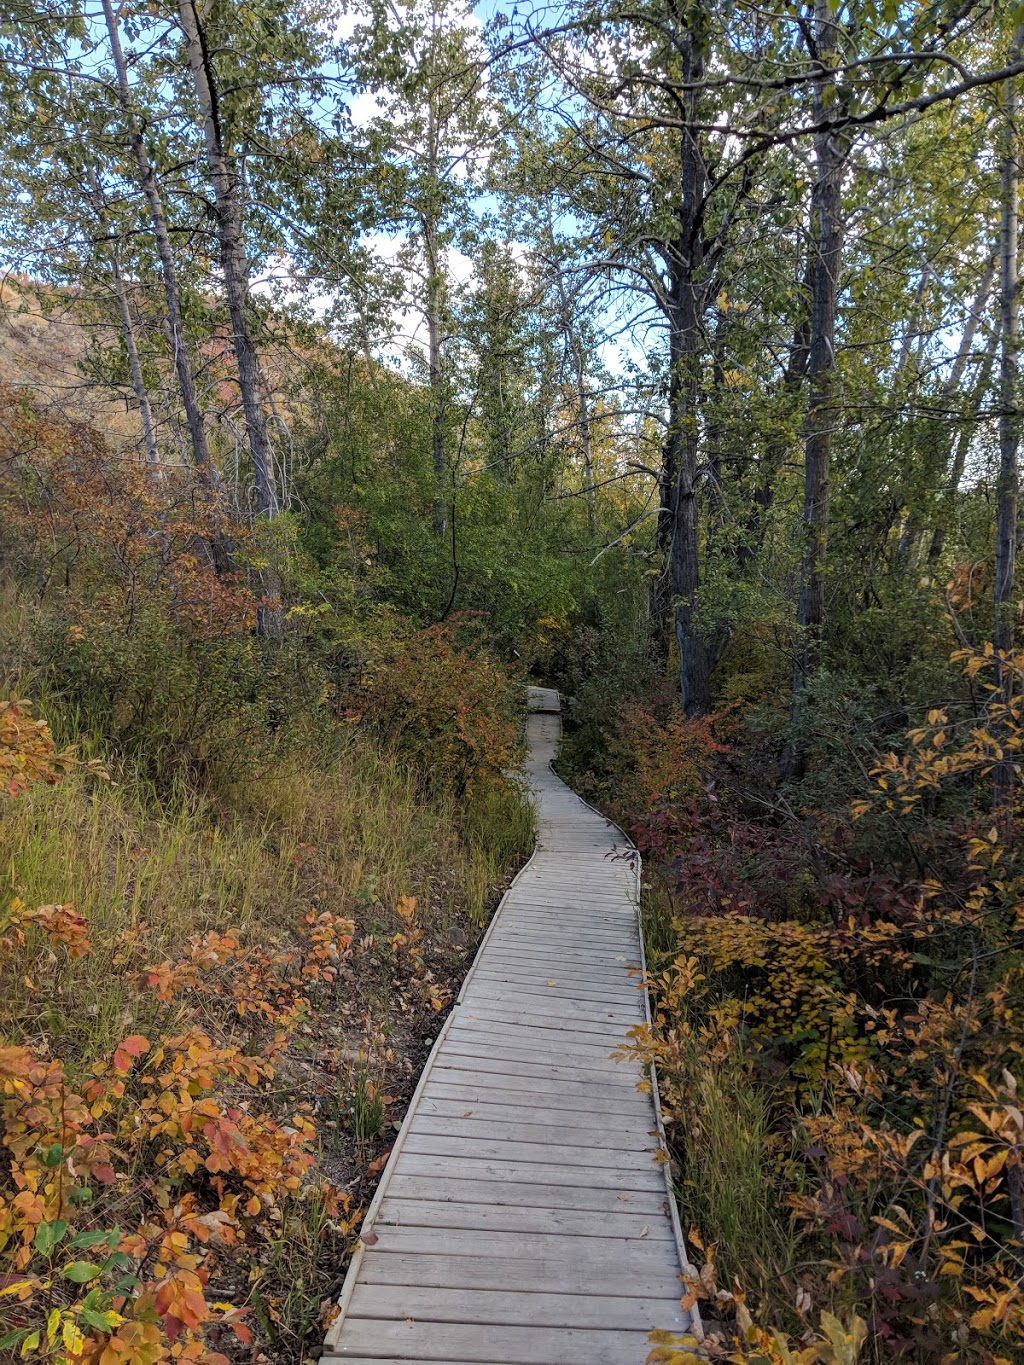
[1,733,534,1072]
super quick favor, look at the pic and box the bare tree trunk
[177,0,277,520]
[898,262,995,566]
[739,272,812,571]
[81,157,162,468]
[99,0,217,492]
[667,60,712,718]
[575,348,597,538]
[993,25,1024,810]
[779,0,849,785]
[110,261,160,468]
[648,8,714,715]
[928,330,998,565]
[547,223,598,538]
[424,212,448,539]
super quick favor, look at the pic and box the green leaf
[41,1142,64,1168]
[68,1228,117,1250]
[62,1261,103,1283]
[78,1306,122,1331]
[33,1218,68,1256]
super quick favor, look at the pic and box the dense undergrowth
[0,391,534,1363]
[557,624,1024,1365]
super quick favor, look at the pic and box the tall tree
[175,0,279,523]
[99,0,221,495]
[346,0,492,539]
[779,1,852,783]
[993,22,1024,809]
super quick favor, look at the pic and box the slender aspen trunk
[424,212,448,539]
[421,23,448,543]
[547,222,598,538]
[898,263,995,566]
[574,343,598,539]
[100,0,217,490]
[993,25,1024,810]
[177,0,278,524]
[82,159,161,467]
[111,253,160,467]
[779,0,849,784]
[928,330,999,565]
[740,298,811,572]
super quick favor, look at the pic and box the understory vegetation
[562,637,1024,1363]
[0,393,535,1363]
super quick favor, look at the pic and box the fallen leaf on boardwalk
[360,1231,378,1246]
[547,980,558,986]
[462,1110,474,1116]
[639,1225,650,1238]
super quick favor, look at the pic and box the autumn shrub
[349,617,523,795]
[0,390,283,792]
[618,644,1024,1362]
[580,699,725,858]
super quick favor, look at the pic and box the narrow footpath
[320,686,697,1364]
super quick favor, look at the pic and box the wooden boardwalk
[321,686,697,1364]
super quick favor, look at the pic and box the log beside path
[320,685,699,1365]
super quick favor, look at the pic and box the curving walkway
[320,687,697,1364]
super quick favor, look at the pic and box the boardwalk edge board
[321,685,702,1362]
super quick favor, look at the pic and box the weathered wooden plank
[373,1196,673,1240]
[443,1026,624,1057]
[415,1096,651,1130]
[405,1113,658,1151]
[420,1079,650,1115]
[448,1015,627,1044]
[439,1038,626,1069]
[477,949,638,973]
[462,985,639,1011]
[429,1053,644,1087]
[494,915,636,934]
[367,1225,679,1271]
[396,1153,664,1191]
[326,1319,661,1364]
[346,1284,685,1330]
[501,893,637,909]
[464,964,639,990]
[466,958,635,978]
[459,997,638,1024]
[384,1175,667,1214]
[500,900,637,916]
[401,1133,655,1169]
[457,1005,637,1034]
[359,1253,678,1297]
[322,1357,507,1364]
